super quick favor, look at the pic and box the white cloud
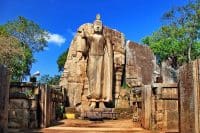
[46,32,66,46]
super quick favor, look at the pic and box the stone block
[164,100,178,111]
[8,109,29,120]
[161,88,178,99]
[156,100,163,111]
[9,99,29,109]
[155,113,163,122]
[30,99,37,110]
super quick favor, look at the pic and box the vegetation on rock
[57,48,68,72]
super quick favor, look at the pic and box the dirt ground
[42,119,151,133]
[8,119,154,133]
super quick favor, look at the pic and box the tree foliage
[39,74,60,85]
[142,0,200,68]
[4,16,48,52]
[0,32,23,73]
[57,48,68,72]
[0,16,48,81]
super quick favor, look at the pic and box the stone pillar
[115,71,122,107]
[179,59,200,133]
[141,85,152,129]
[0,65,10,133]
[39,84,50,128]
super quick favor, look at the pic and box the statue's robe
[79,33,113,102]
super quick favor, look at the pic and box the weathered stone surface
[150,83,178,131]
[116,89,130,108]
[8,99,30,128]
[39,85,64,128]
[0,65,10,133]
[179,59,200,133]
[125,41,154,87]
[161,59,177,83]
[141,85,151,129]
[161,87,178,99]
[7,83,64,129]
[9,99,29,109]
[113,108,133,119]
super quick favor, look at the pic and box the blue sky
[0,0,187,77]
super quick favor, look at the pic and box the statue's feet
[89,101,96,110]
[99,102,105,108]
[103,98,111,102]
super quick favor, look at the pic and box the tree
[57,48,68,72]
[162,0,200,62]
[39,74,60,85]
[4,16,48,52]
[142,0,200,67]
[0,30,23,73]
[0,16,48,81]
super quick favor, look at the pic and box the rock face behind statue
[126,41,155,87]
[60,15,125,110]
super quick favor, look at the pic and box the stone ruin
[59,14,182,131]
[0,15,199,133]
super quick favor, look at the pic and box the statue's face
[78,28,84,37]
[93,21,102,33]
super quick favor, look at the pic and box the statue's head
[93,14,103,34]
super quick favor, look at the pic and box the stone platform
[81,108,118,120]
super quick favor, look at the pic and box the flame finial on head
[96,14,101,20]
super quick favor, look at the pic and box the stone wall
[8,98,30,128]
[126,41,155,87]
[8,83,64,129]
[0,65,10,133]
[39,85,64,128]
[179,59,200,133]
[8,82,39,128]
[150,83,178,131]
